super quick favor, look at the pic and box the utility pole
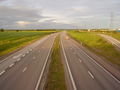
[110,12,114,30]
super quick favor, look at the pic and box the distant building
[116,29,120,32]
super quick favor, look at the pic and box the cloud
[77,15,94,19]
[0,5,46,28]
[38,18,54,23]
[0,0,6,2]
[17,21,30,26]
[0,0,120,29]
[71,7,89,12]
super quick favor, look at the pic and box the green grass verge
[0,31,55,57]
[68,31,120,67]
[45,36,67,90]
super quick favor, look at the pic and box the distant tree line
[0,28,4,32]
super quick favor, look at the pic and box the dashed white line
[0,70,5,76]
[88,71,94,79]
[13,56,17,59]
[12,54,21,59]
[29,49,32,51]
[17,58,21,62]
[73,52,76,54]
[33,57,36,59]
[80,48,120,83]
[22,54,25,57]
[78,59,82,63]
[26,51,29,54]
[9,63,14,68]
[22,67,27,72]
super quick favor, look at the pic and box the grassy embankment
[45,36,67,90]
[0,31,55,57]
[68,31,120,67]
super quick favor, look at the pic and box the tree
[16,30,19,32]
[0,28,4,32]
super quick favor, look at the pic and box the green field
[0,31,55,57]
[46,36,67,90]
[68,31,120,67]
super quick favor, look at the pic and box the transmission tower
[110,12,114,29]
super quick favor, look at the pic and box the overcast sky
[0,0,120,29]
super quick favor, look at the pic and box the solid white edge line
[79,45,120,83]
[0,70,5,76]
[35,36,55,90]
[88,71,94,79]
[61,38,77,90]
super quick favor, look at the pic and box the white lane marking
[88,71,94,79]
[0,35,50,64]
[73,51,76,54]
[12,54,21,59]
[33,57,36,59]
[0,70,5,76]
[22,54,25,57]
[22,67,27,72]
[29,49,32,51]
[61,39,77,90]
[35,36,55,90]
[9,63,14,68]
[26,51,29,54]
[17,58,21,62]
[79,59,82,63]
[78,45,120,83]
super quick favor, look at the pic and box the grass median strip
[68,31,120,67]
[45,36,67,90]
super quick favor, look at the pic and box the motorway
[99,34,120,49]
[61,32,120,90]
[0,32,120,90]
[0,34,56,90]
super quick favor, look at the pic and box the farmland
[68,31,120,67]
[0,31,55,57]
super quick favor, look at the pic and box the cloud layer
[0,0,120,29]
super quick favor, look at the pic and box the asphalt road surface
[0,34,56,90]
[99,34,120,49]
[61,32,120,90]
